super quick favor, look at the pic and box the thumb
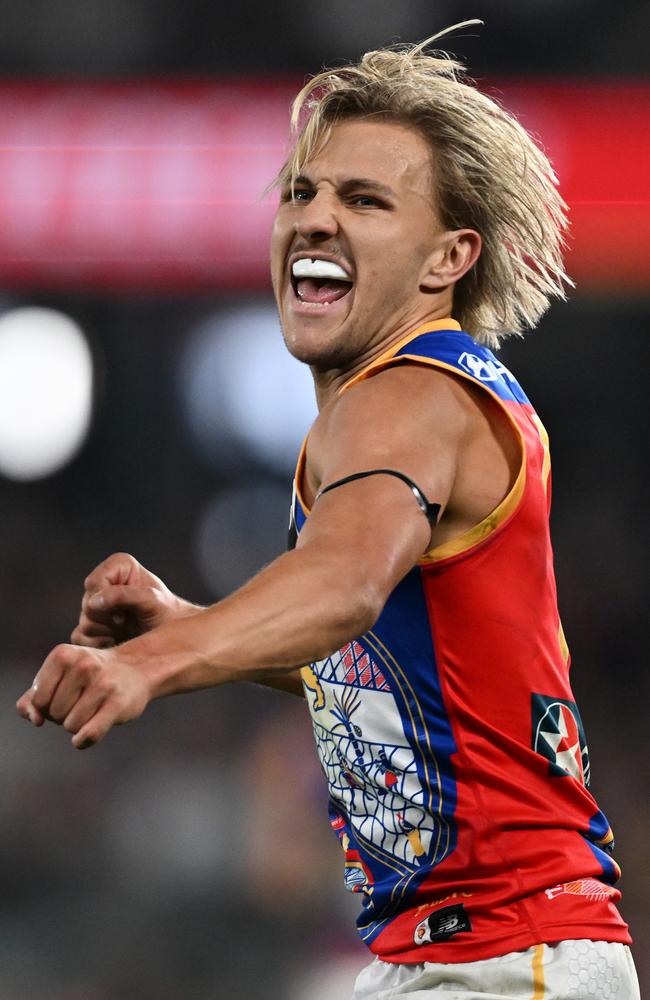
[88,585,160,620]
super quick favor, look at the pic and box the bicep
[298,365,470,596]
[297,470,431,596]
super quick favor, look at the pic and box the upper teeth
[292,258,352,282]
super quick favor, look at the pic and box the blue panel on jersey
[396,330,531,405]
[582,835,619,884]
[582,810,618,883]
[353,565,459,944]
[295,500,307,532]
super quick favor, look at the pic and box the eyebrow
[292,174,397,199]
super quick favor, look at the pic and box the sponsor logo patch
[414,903,472,945]
[532,693,590,784]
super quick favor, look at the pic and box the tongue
[296,278,351,304]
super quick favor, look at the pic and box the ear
[419,229,482,291]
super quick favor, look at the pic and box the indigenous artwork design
[303,640,443,873]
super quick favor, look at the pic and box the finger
[76,611,115,636]
[71,630,116,650]
[16,690,45,726]
[72,613,117,646]
[84,552,139,595]
[63,688,108,735]
[86,585,156,619]
[72,700,119,750]
[81,589,127,627]
[48,669,88,724]
[30,645,70,716]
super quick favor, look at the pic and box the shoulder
[323,363,475,439]
[304,363,481,505]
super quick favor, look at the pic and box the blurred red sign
[0,80,647,292]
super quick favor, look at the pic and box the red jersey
[291,319,631,963]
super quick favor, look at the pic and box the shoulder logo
[457,352,515,383]
[532,694,590,784]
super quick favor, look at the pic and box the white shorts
[351,940,640,1000]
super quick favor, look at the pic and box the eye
[282,187,314,204]
[349,194,384,208]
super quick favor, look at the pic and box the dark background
[1,3,647,998]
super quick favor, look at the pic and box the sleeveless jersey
[289,319,631,964]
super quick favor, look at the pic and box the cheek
[360,247,419,301]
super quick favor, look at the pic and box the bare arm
[69,551,306,698]
[17,364,492,748]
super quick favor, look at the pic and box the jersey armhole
[341,352,528,565]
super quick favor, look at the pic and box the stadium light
[0,307,94,481]
[179,302,316,475]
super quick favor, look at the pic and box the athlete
[16,25,640,999]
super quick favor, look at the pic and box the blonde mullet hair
[275,22,571,348]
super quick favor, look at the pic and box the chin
[281,321,354,371]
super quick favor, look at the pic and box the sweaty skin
[16,121,518,748]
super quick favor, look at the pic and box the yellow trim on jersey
[339,318,462,395]
[293,434,310,517]
[348,352,528,564]
[531,944,546,999]
[530,412,551,495]
[558,621,570,665]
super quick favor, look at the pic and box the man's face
[271,118,448,372]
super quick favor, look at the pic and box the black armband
[317,468,441,527]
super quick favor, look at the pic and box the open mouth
[291,258,354,306]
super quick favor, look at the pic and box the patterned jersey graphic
[532,693,590,783]
[303,640,448,880]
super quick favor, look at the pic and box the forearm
[179,598,306,697]
[118,547,378,701]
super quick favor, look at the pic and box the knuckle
[112,553,137,578]
[102,678,118,699]
[79,656,99,681]
[74,657,90,679]
[53,642,72,663]
[54,643,82,668]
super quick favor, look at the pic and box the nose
[294,191,339,241]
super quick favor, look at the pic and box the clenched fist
[72,552,200,648]
[17,552,201,748]
[16,642,151,749]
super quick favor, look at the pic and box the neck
[311,313,457,410]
